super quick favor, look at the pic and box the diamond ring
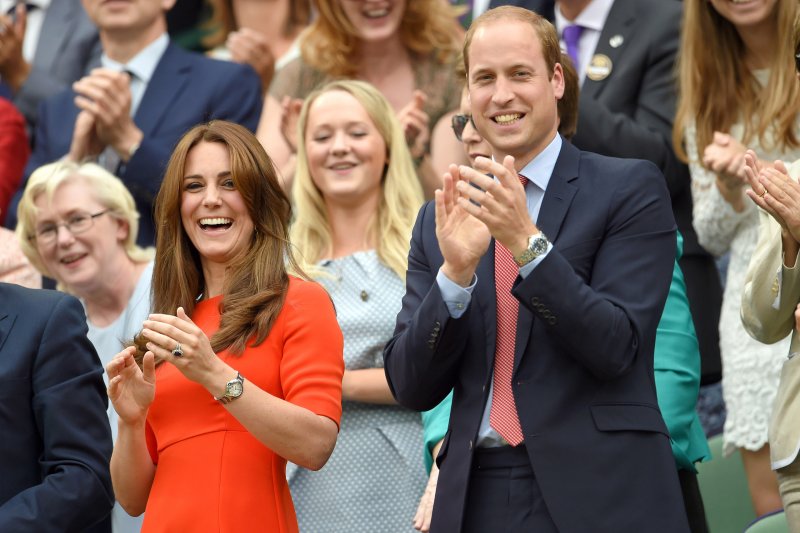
[172,343,183,357]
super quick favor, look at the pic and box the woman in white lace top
[673,0,800,516]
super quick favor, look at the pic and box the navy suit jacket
[487,0,723,381]
[0,284,113,532]
[384,140,689,532]
[7,42,263,245]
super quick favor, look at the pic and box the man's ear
[551,63,565,100]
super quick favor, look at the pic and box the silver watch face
[227,380,244,397]
[531,236,548,255]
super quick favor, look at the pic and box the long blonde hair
[15,161,153,285]
[291,80,424,280]
[673,0,800,161]
[301,0,461,78]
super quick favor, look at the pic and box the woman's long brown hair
[134,121,303,365]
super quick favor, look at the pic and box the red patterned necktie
[489,174,528,446]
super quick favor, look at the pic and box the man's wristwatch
[513,232,550,267]
[214,372,244,404]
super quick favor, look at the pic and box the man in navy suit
[0,283,113,532]
[486,0,723,401]
[5,0,262,245]
[384,7,688,532]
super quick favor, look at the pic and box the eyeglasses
[451,114,476,142]
[796,51,800,74]
[31,209,110,244]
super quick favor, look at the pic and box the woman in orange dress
[106,120,344,533]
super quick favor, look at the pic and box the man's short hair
[463,6,561,80]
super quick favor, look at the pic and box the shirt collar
[554,0,615,34]
[101,33,169,84]
[519,133,562,193]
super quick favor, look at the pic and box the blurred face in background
[304,89,388,209]
[707,0,778,30]
[339,0,406,43]
[82,0,175,35]
[454,87,493,166]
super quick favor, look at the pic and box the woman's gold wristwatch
[214,372,245,404]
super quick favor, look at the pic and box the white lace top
[688,71,800,455]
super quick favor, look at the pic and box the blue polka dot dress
[288,251,427,532]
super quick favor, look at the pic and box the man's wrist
[506,224,540,258]
[116,129,144,162]
[441,261,477,288]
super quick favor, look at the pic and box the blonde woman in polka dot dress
[290,80,428,531]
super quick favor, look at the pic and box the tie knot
[518,173,528,186]
[562,24,584,46]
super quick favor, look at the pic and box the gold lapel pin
[586,54,613,81]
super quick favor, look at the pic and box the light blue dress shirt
[436,133,563,446]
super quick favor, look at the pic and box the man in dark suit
[487,0,724,395]
[5,0,262,245]
[384,7,689,532]
[0,283,113,531]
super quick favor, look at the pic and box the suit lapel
[580,0,637,101]
[513,140,580,371]
[134,44,192,136]
[536,140,580,244]
[0,304,14,354]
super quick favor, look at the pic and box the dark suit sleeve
[571,5,684,197]
[515,160,676,380]
[119,61,263,227]
[0,294,114,531]
[120,63,262,195]
[207,63,263,132]
[384,203,473,411]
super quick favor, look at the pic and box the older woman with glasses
[15,160,153,533]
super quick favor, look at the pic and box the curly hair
[301,0,461,78]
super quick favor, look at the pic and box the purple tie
[562,25,584,71]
